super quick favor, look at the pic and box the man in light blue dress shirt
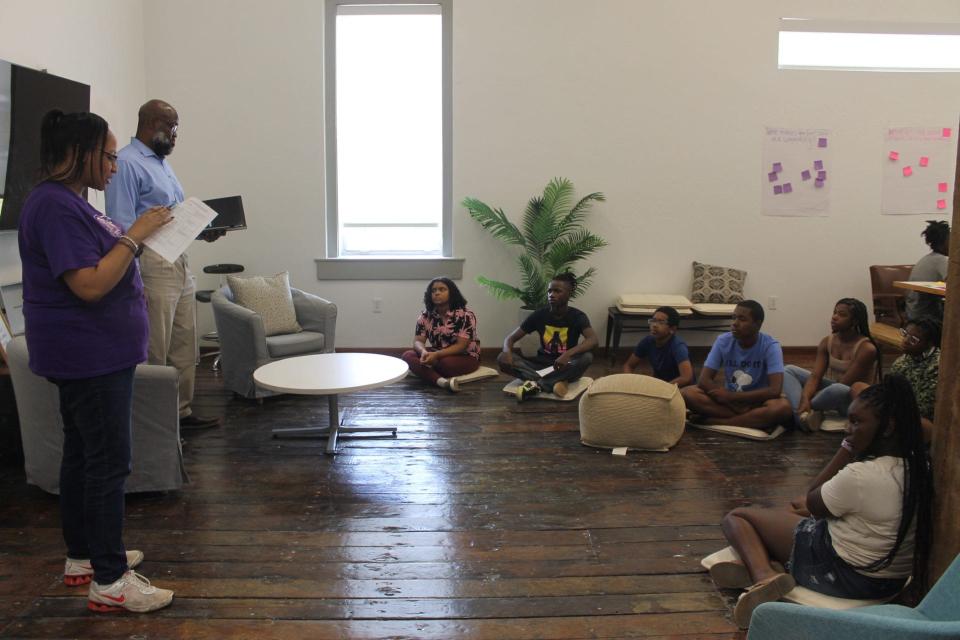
[106,99,220,429]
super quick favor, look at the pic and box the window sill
[314,257,464,280]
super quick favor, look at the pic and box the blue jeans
[787,517,907,599]
[51,367,135,585]
[783,364,852,419]
[504,352,593,393]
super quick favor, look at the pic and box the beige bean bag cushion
[578,374,685,452]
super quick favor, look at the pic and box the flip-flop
[733,572,796,628]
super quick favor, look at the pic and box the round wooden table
[253,353,409,454]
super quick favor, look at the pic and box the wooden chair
[869,264,912,352]
[869,264,913,327]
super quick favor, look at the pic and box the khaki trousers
[139,248,196,419]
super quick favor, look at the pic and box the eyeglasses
[102,151,119,164]
[160,120,179,135]
[647,319,669,327]
[899,328,921,345]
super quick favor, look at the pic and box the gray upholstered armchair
[6,336,187,494]
[211,286,337,398]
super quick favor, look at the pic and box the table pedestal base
[271,395,397,454]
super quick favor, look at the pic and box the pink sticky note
[772,162,783,173]
[938,199,947,209]
[814,160,823,170]
[768,171,777,182]
[818,137,828,148]
[943,128,952,138]
[919,157,929,167]
[815,178,824,188]
[773,185,783,195]
[783,183,793,194]
[903,166,913,177]
[889,151,900,161]
[801,170,811,181]
[817,170,826,180]
[939,182,948,192]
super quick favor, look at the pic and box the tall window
[779,19,960,72]
[325,0,451,257]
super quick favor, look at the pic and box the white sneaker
[64,550,144,586]
[88,570,174,613]
[447,377,461,393]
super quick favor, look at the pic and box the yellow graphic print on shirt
[543,325,569,356]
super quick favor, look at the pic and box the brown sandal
[733,572,796,628]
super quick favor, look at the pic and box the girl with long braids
[905,219,949,322]
[783,298,879,430]
[712,374,933,628]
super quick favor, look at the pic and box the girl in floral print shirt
[401,277,480,392]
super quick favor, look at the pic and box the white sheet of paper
[537,365,555,377]
[142,197,217,263]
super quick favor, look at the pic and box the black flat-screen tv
[0,59,90,231]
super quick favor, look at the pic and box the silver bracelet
[118,235,143,257]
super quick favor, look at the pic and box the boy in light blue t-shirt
[680,300,792,432]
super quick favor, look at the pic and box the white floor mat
[452,366,500,385]
[819,414,847,432]
[502,377,593,401]
[687,422,786,441]
[701,546,894,609]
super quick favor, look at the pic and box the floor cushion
[579,374,685,452]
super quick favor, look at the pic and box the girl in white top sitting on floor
[713,374,933,629]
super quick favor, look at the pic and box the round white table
[253,353,409,454]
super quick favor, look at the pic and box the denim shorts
[786,517,907,599]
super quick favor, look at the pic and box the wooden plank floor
[0,352,841,639]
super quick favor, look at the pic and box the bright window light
[333,7,444,256]
[779,20,960,71]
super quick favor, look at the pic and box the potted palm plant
[462,177,607,310]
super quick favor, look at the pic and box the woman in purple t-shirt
[401,277,480,392]
[17,111,173,613]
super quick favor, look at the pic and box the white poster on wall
[881,126,956,215]
[762,127,832,217]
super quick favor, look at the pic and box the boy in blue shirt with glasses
[622,306,694,387]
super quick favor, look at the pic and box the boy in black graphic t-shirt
[498,273,597,401]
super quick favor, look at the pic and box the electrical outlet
[372,297,383,313]
[768,295,778,311]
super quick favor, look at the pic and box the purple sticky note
[815,178,824,188]
[920,156,929,167]
[938,199,947,209]
[903,166,913,177]
[817,170,826,180]
[939,182,948,192]
[773,185,783,195]
[772,162,783,173]
[814,160,824,170]
[801,169,811,181]
[783,183,793,194]
[889,151,900,161]
[818,137,828,148]
[768,171,777,182]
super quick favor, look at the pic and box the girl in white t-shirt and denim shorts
[712,374,933,628]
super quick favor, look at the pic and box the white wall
[6,1,960,348]
[0,0,147,284]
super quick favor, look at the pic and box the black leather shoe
[179,415,221,430]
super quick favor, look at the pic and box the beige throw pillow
[227,272,302,336]
[690,261,747,304]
